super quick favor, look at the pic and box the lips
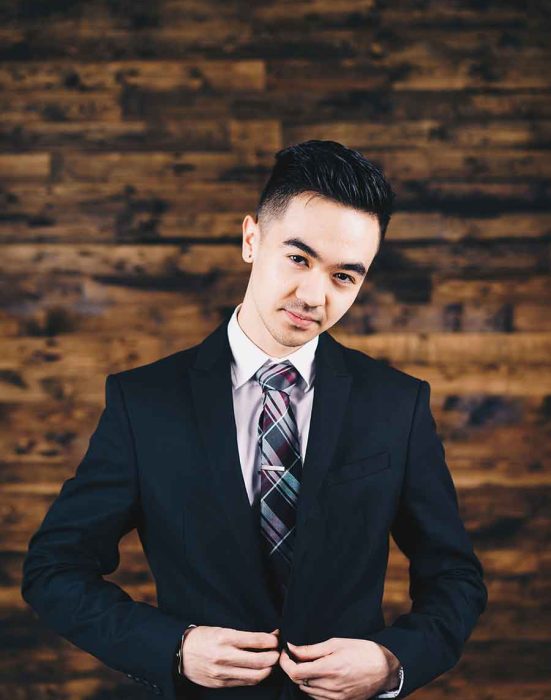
[287,310,316,321]
[284,309,318,327]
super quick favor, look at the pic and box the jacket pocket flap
[325,451,390,485]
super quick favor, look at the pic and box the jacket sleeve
[365,379,488,698]
[21,373,194,699]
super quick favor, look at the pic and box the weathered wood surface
[1,0,550,697]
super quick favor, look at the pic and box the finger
[285,642,300,662]
[222,647,281,669]
[292,661,337,693]
[279,648,297,674]
[229,629,280,649]
[299,679,337,694]
[289,656,326,676]
[299,685,338,700]
[216,664,274,685]
[288,639,334,660]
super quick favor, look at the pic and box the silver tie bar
[260,464,285,471]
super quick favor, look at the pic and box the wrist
[381,665,404,695]
[384,665,401,690]
[176,625,197,678]
[376,643,401,690]
[378,643,400,671]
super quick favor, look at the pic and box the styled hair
[255,139,396,252]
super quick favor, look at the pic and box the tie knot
[255,360,300,394]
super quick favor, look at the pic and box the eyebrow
[281,237,367,278]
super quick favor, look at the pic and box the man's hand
[279,637,401,699]
[181,626,280,688]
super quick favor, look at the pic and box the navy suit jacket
[21,316,488,699]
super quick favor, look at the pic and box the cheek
[264,259,293,287]
[330,294,356,322]
[253,264,285,299]
[275,256,291,277]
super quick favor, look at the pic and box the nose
[295,273,326,309]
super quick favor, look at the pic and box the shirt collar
[227,303,318,391]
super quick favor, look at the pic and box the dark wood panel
[1,0,549,696]
[2,148,550,185]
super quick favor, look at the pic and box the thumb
[288,640,332,659]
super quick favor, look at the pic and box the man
[21,140,487,700]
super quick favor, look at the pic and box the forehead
[267,193,380,259]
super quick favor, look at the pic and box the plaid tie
[255,360,303,608]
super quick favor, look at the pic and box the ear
[242,214,259,262]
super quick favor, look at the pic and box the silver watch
[176,625,197,676]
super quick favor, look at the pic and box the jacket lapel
[280,325,352,636]
[189,315,352,628]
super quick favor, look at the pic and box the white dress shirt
[183,303,404,697]
[227,303,319,507]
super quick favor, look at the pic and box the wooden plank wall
[1,0,550,697]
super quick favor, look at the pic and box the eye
[289,254,306,265]
[335,273,355,284]
[288,255,356,285]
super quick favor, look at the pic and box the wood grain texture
[1,0,550,697]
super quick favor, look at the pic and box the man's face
[239,191,380,356]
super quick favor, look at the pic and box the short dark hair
[255,139,396,252]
